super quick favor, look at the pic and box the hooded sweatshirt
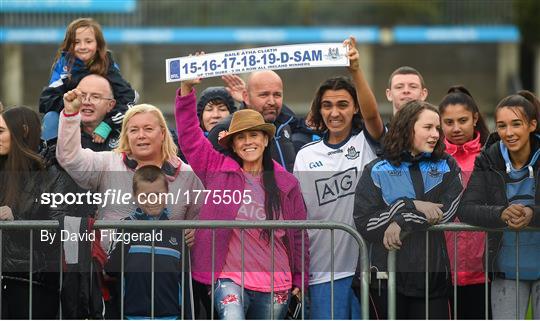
[497,137,540,280]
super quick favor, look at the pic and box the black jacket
[207,103,298,172]
[2,164,75,278]
[39,51,136,133]
[37,144,104,317]
[458,133,540,273]
[290,117,322,152]
[354,153,463,298]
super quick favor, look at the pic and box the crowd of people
[1,17,540,320]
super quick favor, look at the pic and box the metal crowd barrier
[386,222,540,320]
[0,220,60,320]
[0,220,370,320]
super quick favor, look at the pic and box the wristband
[94,121,112,139]
[62,109,79,117]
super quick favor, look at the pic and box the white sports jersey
[294,131,378,285]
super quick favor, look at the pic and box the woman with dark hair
[197,86,236,134]
[0,106,74,318]
[354,101,463,319]
[459,91,540,319]
[439,85,491,319]
[440,86,490,147]
[175,77,309,319]
[293,36,384,319]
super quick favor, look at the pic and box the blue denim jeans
[309,276,361,320]
[214,278,290,320]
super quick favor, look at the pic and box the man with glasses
[36,73,123,319]
[75,74,120,151]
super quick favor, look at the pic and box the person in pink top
[439,85,490,319]
[175,77,309,320]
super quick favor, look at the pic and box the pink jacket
[175,89,309,291]
[444,133,486,286]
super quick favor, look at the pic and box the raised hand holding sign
[166,43,349,82]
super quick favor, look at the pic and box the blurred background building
[1,0,540,122]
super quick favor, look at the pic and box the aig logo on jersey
[315,167,358,205]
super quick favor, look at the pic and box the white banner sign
[165,43,349,82]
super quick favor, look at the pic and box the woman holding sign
[293,36,385,319]
[175,73,309,319]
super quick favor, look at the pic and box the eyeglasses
[80,92,114,104]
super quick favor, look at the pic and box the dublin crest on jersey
[108,137,120,149]
[427,166,442,178]
[345,146,360,160]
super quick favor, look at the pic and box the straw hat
[218,109,276,148]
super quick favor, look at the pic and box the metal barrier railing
[0,220,60,320]
[0,220,370,320]
[387,222,540,320]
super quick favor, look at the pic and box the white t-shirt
[294,131,378,285]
